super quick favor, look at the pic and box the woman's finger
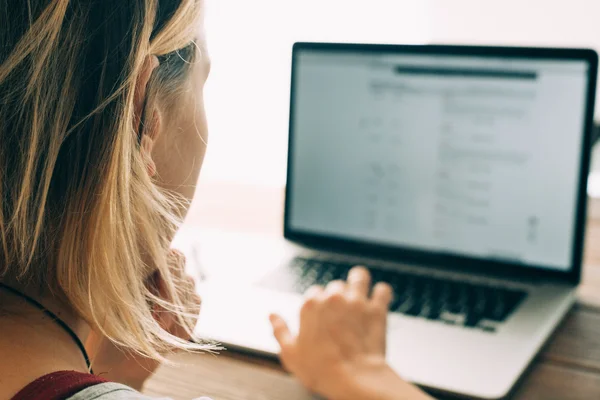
[270,314,298,374]
[304,284,324,299]
[300,285,325,329]
[371,282,393,310]
[270,314,294,350]
[325,280,346,295]
[347,266,371,298]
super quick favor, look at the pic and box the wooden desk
[144,182,600,400]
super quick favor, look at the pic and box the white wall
[430,0,600,49]
[201,0,430,185]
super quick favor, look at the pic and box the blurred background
[200,0,600,191]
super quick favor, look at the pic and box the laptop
[191,43,598,399]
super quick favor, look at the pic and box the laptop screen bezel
[284,42,598,285]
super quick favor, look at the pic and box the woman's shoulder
[66,382,164,399]
[68,382,213,400]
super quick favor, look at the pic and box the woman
[0,1,432,399]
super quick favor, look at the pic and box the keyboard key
[444,300,463,315]
[425,307,442,321]
[405,301,423,317]
[370,269,384,284]
[505,290,527,313]
[465,312,484,328]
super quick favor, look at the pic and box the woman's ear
[141,110,161,177]
[134,55,159,132]
[134,55,161,177]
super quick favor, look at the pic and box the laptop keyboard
[262,257,528,333]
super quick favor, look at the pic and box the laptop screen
[287,46,593,272]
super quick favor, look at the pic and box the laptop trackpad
[195,283,302,355]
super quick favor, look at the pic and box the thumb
[269,313,294,350]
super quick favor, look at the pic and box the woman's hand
[86,250,200,390]
[269,266,433,400]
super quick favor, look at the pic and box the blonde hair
[0,0,214,360]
